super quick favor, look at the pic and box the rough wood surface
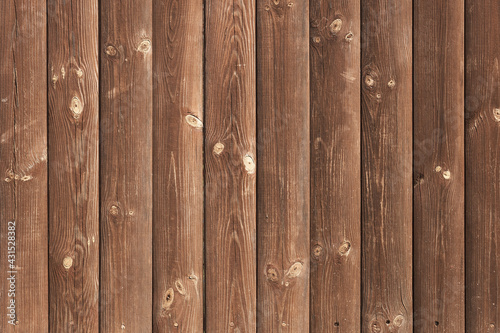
[205,0,257,331]
[465,1,500,331]
[257,0,310,331]
[361,1,413,331]
[310,0,361,331]
[0,0,48,331]
[413,1,464,331]
[99,0,153,331]
[152,0,204,331]
[47,0,99,331]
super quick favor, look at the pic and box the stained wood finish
[361,0,412,331]
[99,0,153,331]
[152,0,204,331]
[413,1,464,331]
[465,1,500,331]
[257,0,310,331]
[205,0,257,331]
[310,0,361,331]
[47,0,99,331]
[0,0,48,331]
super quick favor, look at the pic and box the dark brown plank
[100,0,153,331]
[257,1,310,331]
[361,0,412,331]
[205,0,257,331]
[465,1,500,331]
[47,0,99,331]
[310,0,361,330]
[152,0,204,331]
[413,1,464,331]
[0,0,48,331]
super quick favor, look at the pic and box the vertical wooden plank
[205,0,257,331]
[309,0,361,330]
[47,0,99,331]
[413,0,464,331]
[100,0,152,331]
[466,1,500,331]
[152,0,204,331]
[257,0,310,331]
[361,0,412,331]
[0,0,48,331]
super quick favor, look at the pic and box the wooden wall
[0,0,498,332]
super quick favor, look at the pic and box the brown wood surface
[361,1,413,331]
[99,0,153,331]
[152,0,204,331]
[0,0,48,331]
[310,0,361,331]
[205,0,257,331]
[465,1,500,331]
[256,0,310,331]
[413,1,465,331]
[47,0,99,331]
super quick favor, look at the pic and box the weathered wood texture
[205,0,257,331]
[0,0,48,331]
[152,0,204,331]
[361,0,413,331]
[257,0,310,331]
[466,1,500,331]
[47,0,99,331]
[310,0,361,331]
[413,0,464,331]
[99,0,153,331]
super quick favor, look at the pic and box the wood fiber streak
[152,0,204,331]
[0,0,48,331]
[465,1,500,331]
[413,1,464,331]
[361,0,412,332]
[310,0,361,331]
[205,0,257,331]
[100,0,153,331]
[47,0,99,331]
[257,0,310,331]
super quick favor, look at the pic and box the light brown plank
[0,0,48,331]
[205,0,257,331]
[310,0,361,330]
[152,0,204,331]
[256,0,310,331]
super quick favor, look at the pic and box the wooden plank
[361,1,412,331]
[205,0,257,331]
[256,0,310,331]
[99,0,153,331]
[152,0,204,331]
[413,0,464,331]
[309,0,361,330]
[465,1,500,331]
[47,0,99,331]
[0,0,48,331]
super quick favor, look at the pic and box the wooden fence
[0,0,498,332]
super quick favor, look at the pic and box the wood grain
[361,0,412,331]
[256,0,310,331]
[152,0,204,331]
[465,1,500,331]
[99,0,153,331]
[0,0,48,331]
[310,0,361,331]
[205,0,257,331]
[47,0,99,331]
[413,1,464,331]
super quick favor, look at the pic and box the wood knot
[105,45,117,57]
[175,279,186,295]
[393,315,404,327]
[138,39,151,53]
[312,244,323,259]
[442,170,451,180]
[121,324,125,330]
[266,266,280,282]
[213,142,224,155]
[286,262,303,278]
[63,257,73,270]
[313,36,321,43]
[287,2,293,7]
[70,96,83,118]
[365,74,375,88]
[388,79,396,89]
[329,18,342,35]
[370,321,381,332]
[162,288,174,310]
[109,205,119,216]
[185,114,203,129]
[344,32,354,42]
[243,154,256,174]
[338,241,351,256]
[493,108,500,122]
